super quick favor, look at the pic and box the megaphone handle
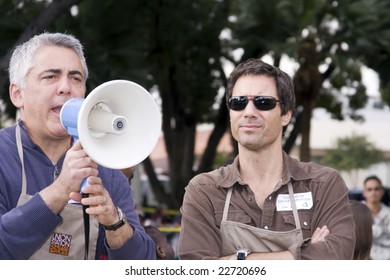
[67,129,90,258]
[71,136,89,194]
[80,177,89,210]
[80,177,89,203]
[80,177,88,192]
[80,177,90,259]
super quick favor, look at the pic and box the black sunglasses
[228,96,283,111]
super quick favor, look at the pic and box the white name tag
[276,192,313,211]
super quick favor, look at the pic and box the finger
[81,180,103,195]
[320,228,330,238]
[69,191,82,202]
[70,140,83,151]
[316,226,329,241]
[81,194,107,206]
[86,176,102,186]
[85,204,110,216]
[311,227,321,242]
[319,225,329,234]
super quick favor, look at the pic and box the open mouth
[51,106,63,117]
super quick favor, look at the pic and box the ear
[156,245,166,259]
[362,189,368,199]
[281,110,292,126]
[9,83,23,108]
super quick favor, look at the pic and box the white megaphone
[60,80,161,181]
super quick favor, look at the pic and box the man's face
[13,45,86,141]
[229,75,291,152]
[363,179,384,204]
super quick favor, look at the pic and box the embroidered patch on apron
[49,232,72,256]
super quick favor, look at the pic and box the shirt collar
[216,151,314,189]
[282,151,314,182]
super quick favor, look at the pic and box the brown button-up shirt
[179,152,355,259]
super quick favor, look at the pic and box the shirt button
[268,196,272,200]
[264,226,269,230]
[303,221,308,226]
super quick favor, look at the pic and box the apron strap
[82,195,90,260]
[222,187,233,222]
[16,124,27,197]
[287,181,302,230]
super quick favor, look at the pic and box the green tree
[321,134,384,187]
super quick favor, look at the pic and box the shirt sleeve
[0,193,62,259]
[106,226,156,260]
[299,171,356,259]
[179,181,221,260]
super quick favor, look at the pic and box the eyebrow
[41,69,83,77]
[69,70,83,77]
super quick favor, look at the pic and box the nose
[57,77,71,95]
[242,99,257,118]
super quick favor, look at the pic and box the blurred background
[1,0,390,257]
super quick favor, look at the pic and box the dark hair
[364,175,382,187]
[226,58,296,116]
[350,200,373,260]
[144,225,164,244]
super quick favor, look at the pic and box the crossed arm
[219,226,330,260]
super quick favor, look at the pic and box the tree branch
[0,0,82,116]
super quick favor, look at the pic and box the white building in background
[307,97,390,189]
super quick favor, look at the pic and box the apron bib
[220,182,303,256]
[15,124,99,259]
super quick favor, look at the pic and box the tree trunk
[168,123,197,209]
[142,157,174,206]
[293,40,322,161]
[299,100,313,162]
[283,109,302,154]
[197,98,229,173]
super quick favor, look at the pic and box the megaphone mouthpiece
[88,105,128,136]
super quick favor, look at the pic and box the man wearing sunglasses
[363,175,390,259]
[179,58,355,260]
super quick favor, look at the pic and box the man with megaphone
[0,32,156,260]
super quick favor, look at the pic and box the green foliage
[381,84,390,105]
[316,91,343,120]
[54,0,152,90]
[213,152,231,168]
[0,0,49,119]
[321,134,384,171]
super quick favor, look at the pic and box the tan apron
[15,124,99,260]
[220,182,303,256]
